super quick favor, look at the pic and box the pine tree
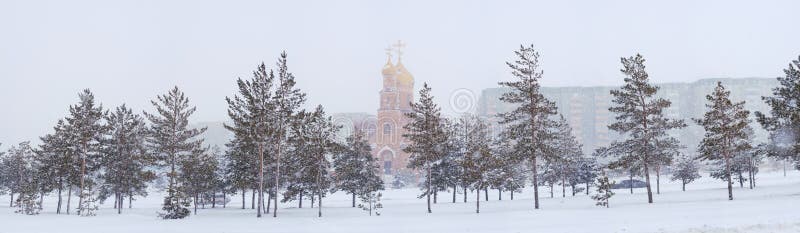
[181,148,216,215]
[497,44,558,209]
[695,82,750,201]
[549,115,583,198]
[403,83,447,214]
[601,54,686,204]
[670,155,701,191]
[145,86,207,219]
[269,52,307,217]
[755,55,800,171]
[36,120,76,214]
[592,173,615,208]
[574,158,599,195]
[99,105,155,214]
[4,142,43,215]
[459,115,495,213]
[224,62,275,217]
[358,192,383,216]
[64,89,107,216]
[285,106,339,217]
[333,129,384,208]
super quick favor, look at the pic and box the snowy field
[1,171,799,233]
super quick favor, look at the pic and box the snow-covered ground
[1,171,799,233]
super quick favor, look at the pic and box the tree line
[1,46,799,217]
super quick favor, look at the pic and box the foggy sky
[1,0,799,149]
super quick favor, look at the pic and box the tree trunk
[241,190,246,209]
[725,152,733,201]
[484,187,488,201]
[212,191,216,208]
[193,194,198,215]
[586,182,590,195]
[643,161,654,203]
[57,185,63,214]
[78,146,87,216]
[117,195,122,214]
[682,180,686,191]
[257,143,264,217]
[426,166,432,213]
[476,186,480,214]
[498,189,502,201]
[549,184,553,198]
[318,192,322,218]
[129,193,132,208]
[532,157,540,209]
[8,193,12,207]
[299,193,303,208]
[352,193,356,207]
[561,175,566,198]
[655,165,661,195]
[311,195,315,208]
[222,191,226,208]
[463,187,467,203]
[629,173,634,194]
[266,191,271,213]
[433,190,437,204]
[67,186,72,214]
[251,189,255,209]
[273,137,282,218]
[452,185,457,203]
[511,190,514,200]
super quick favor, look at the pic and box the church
[372,42,415,176]
[331,41,415,177]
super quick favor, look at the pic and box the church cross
[393,40,406,61]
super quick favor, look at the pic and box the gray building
[476,78,778,155]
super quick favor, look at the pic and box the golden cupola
[395,61,414,87]
[382,57,396,75]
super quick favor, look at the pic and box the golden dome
[382,58,396,75]
[395,62,414,86]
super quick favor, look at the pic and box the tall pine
[145,86,207,219]
[694,82,750,200]
[602,54,686,204]
[497,44,558,209]
[403,83,447,213]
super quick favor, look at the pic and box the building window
[384,161,392,174]
[383,123,393,135]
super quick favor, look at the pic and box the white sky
[1,0,799,148]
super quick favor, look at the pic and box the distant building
[476,78,778,155]
[333,42,415,176]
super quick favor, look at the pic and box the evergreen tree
[670,155,701,191]
[99,105,155,214]
[358,192,383,216]
[601,54,686,204]
[403,83,447,213]
[695,82,750,200]
[224,62,275,217]
[36,119,79,214]
[181,148,217,215]
[592,173,615,208]
[269,52,307,217]
[4,142,42,215]
[497,44,558,209]
[333,129,384,208]
[549,115,583,198]
[574,158,599,195]
[755,55,800,171]
[144,86,207,219]
[63,89,107,215]
[460,115,495,213]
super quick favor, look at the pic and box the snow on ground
[1,171,798,233]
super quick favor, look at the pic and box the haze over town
[2,0,800,147]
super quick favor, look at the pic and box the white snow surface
[1,171,799,233]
